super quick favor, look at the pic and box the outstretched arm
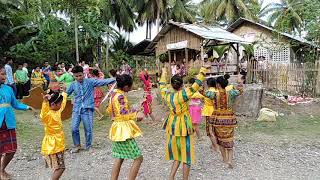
[92,78,116,87]
[66,83,74,96]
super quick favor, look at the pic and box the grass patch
[237,115,320,145]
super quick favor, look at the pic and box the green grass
[237,115,320,145]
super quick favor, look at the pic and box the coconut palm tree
[135,0,196,39]
[165,0,197,23]
[101,0,136,32]
[134,0,168,36]
[260,0,303,33]
[100,0,136,68]
[200,0,258,25]
[52,0,96,63]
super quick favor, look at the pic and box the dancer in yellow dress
[106,74,144,180]
[31,66,46,89]
[40,90,67,180]
[202,77,220,152]
[159,66,208,180]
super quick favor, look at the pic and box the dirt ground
[6,90,320,180]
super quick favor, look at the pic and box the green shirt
[56,72,74,87]
[15,69,29,83]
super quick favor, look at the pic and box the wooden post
[236,43,240,74]
[185,48,188,74]
[201,45,204,61]
[135,57,138,72]
[168,50,172,76]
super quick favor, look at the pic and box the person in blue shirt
[0,64,36,179]
[67,66,115,152]
[42,61,51,90]
[4,57,17,96]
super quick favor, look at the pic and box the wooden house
[227,18,317,63]
[143,20,250,75]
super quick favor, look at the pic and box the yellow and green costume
[159,67,207,165]
[31,71,46,88]
[107,89,142,160]
[202,87,218,117]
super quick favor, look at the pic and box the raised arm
[40,100,50,120]
[181,67,207,102]
[58,92,68,113]
[159,68,170,99]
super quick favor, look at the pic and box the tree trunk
[149,21,152,39]
[156,0,161,34]
[106,34,110,70]
[74,12,80,63]
[56,51,59,62]
[146,20,149,39]
[97,38,102,66]
[24,0,28,13]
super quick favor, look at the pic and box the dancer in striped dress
[159,66,208,180]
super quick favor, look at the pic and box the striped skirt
[0,122,17,154]
[165,134,195,165]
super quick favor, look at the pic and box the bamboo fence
[247,60,320,97]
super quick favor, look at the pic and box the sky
[126,0,280,44]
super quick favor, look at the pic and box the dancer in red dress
[139,69,156,122]
[92,69,104,120]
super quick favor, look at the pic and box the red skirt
[94,88,104,108]
[0,122,17,154]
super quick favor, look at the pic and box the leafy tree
[165,0,197,23]
[298,0,320,44]
[260,0,303,34]
[52,0,96,63]
[134,0,168,34]
[110,35,134,69]
[200,0,259,25]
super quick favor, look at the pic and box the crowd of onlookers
[2,56,133,100]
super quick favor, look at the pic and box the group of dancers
[0,62,243,180]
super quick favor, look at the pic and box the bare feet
[211,145,218,153]
[0,171,12,180]
[227,162,234,169]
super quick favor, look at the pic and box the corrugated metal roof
[127,39,154,56]
[152,20,251,44]
[227,18,317,47]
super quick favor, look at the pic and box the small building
[227,18,317,63]
[147,20,250,75]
